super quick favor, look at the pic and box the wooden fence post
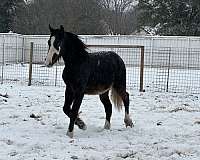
[28,42,33,86]
[140,46,144,92]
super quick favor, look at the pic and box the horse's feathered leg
[113,87,133,128]
[67,93,84,138]
[74,113,87,130]
[121,91,133,127]
[99,91,112,129]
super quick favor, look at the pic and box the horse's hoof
[124,119,134,128]
[75,118,87,130]
[67,130,74,138]
[80,124,87,130]
[104,120,111,130]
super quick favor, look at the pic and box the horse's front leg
[63,86,74,118]
[67,93,84,138]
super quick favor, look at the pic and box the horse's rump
[86,51,126,110]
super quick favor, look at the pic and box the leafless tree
[99,0,136,34]
[13,0,138,34]
[14,0,105,34]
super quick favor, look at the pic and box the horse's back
[85,51,126,95]
[89,51,125,69]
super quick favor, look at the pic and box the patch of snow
[0,84,200,159]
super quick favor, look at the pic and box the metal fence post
[28,42,34,86]
[22,36,25,63]
[187,37,191,68]
[150,37,154,68]
[16,34,19,63]
[140,46,144,92]
[1,35,5,84]
[55,63,58,86]
[166,47,171,92]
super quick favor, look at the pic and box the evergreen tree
[137,0,200,36]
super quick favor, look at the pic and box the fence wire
[1,42,200,94]
[30,44,142,90]
[0,43,27,84]
[143,47,200,93]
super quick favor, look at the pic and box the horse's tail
[110,87,123,111]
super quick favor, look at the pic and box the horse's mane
[65,32,88,54]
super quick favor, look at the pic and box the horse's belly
[85,66,115,95]
[84,84,112,95]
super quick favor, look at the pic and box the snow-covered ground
[0,84,200,160]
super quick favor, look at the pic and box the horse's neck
[61,38,88,67]
[62,50,88,68]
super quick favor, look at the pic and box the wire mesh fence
[143,46,200,93]
[1,40,200,94]
[0,43,27,84]
[29,44,144,90]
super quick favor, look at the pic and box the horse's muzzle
[52,53,59,64]
[45,53,59,67]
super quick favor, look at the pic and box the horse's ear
[49,24,54,33]
[60,25,64,38]
[60,25,64,33]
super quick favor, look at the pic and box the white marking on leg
[124,113,133,127]
[125,113,130,121]
[104,120,111,129]
[67,130,74,138]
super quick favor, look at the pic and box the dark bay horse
[45,25,133,138]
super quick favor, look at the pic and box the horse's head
[45,25,64,67]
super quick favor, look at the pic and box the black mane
[64,32,88,54]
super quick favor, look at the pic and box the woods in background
[7,0,137,35]
[1,0,200,35]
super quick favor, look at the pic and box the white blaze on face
[45,36,59,66]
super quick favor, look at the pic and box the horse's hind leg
[99,91,112,129]
[121,91,133,127]
[114,87,133,127]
